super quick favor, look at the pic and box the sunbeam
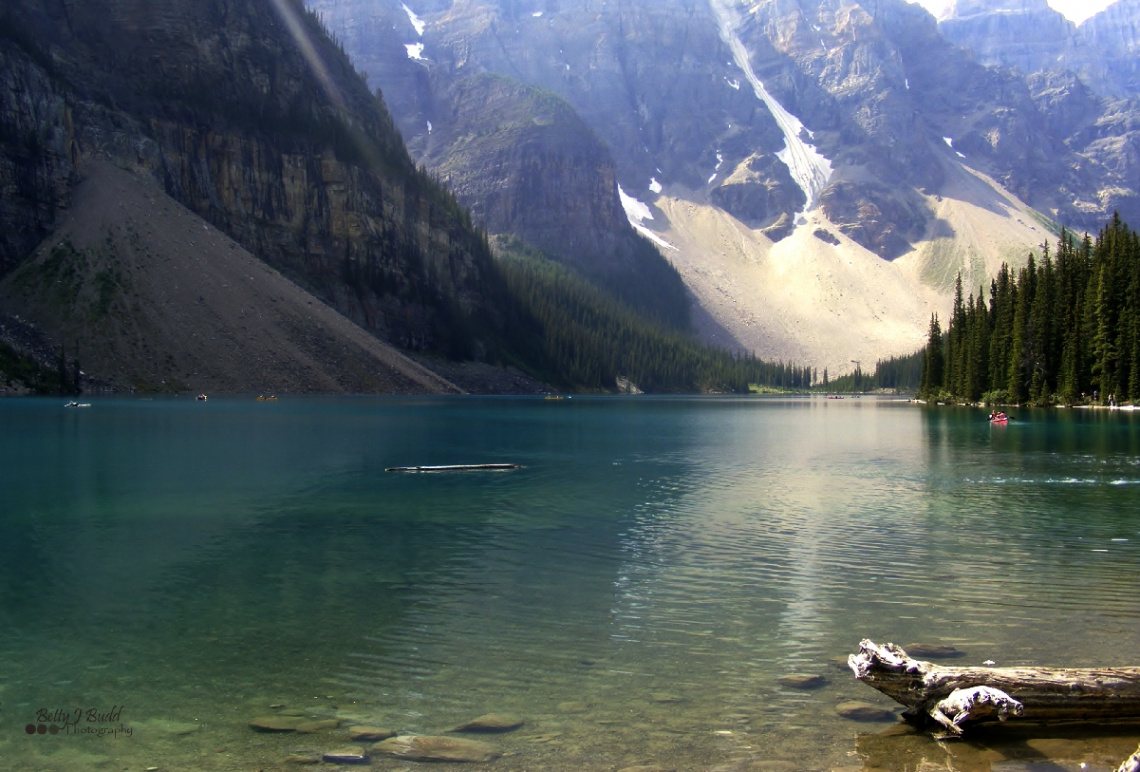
[266,0,346,113]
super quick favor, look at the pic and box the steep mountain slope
[308,0,1121,373]
[1079,0,1140,97]
[0,162,464,394]
[416,73,691,328]
[938,0,1081,77]
[0,0,519,391]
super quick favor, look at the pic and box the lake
[2,395,1139,771]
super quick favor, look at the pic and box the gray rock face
[0,0,517,365]
[309,0,1140,259]
[939,0,1080,77]
[449,713,525,732]
[1079,0,1140,97]
[940,0,1140,101]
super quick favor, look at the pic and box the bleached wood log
[1119,743,1140,772]
[928,686,1023,733]
[849,639,1140,735]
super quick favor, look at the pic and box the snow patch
[725,77,741,90]
[405,42,425,60]
[426,120,433,134]
[619,185,676,251]
[619,185,654,224]
[944,136,965,158]
[905,78,910,89]
[709,0,832,214]
[532,10,543,17]
[708,152,724,184]
[402,4,425,36]
[633,223,678,251]
[649,178,662,194]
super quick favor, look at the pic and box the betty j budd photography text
[25,705,132,738]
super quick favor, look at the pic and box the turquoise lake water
[1,395,1139,771]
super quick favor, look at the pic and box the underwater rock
[322,746,369,763]
[835,701,896,722]
[450,713,525,732]
[650,693,685,703]
[348,726,397,741]
[777,674,828,689]
[249,715,307,732]
[295,719,339,733]
[283,752,322,764]
[372,735,502,762]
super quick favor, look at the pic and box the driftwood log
[849,640,1140,736]
[1121,744,1140,772]
[385,464,523,472]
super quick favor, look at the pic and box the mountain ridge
[0,0,558,393]
[0,161,471,394]
[308,0,1126,373]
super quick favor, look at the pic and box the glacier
[707,0,833,214]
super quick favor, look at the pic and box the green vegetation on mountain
[918,214,1140,406]
[492,238,809,393]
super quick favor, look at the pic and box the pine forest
[918,214,1140,407]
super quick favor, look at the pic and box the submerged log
[385,464,523,472]
[849,640,1140,735]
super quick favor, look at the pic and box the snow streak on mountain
[707,0,833,215]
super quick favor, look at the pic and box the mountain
[939,0,1140,100]
[416,72,691,329]
[306,0,1139,372]
[1079,0,1140,97]
[6,0,1137,389]
[0,0,545,393]
[937,0,1080,77]
[1,161,467,394]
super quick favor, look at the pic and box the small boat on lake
[990,411,1009,424]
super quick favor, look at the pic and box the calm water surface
[1,395,1139,771]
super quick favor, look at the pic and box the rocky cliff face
[1079,0,1140,97]
[314,0,1140,246]
[417,73,690,325]
[0,0,504,357]
[303,0,1140,372]
[931,0,1140,224]
[939,0,1140,101]
[938,0,1080,77]
[0,26,79,276]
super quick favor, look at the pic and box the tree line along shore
[918,213,1140,408]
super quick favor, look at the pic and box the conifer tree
[919,313,944,399]
[1007,254,1036,403]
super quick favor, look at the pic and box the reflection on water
[1,396,1138,771]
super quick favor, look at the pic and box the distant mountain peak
[944,0,1058,18]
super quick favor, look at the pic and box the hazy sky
[908,0,1116,24]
